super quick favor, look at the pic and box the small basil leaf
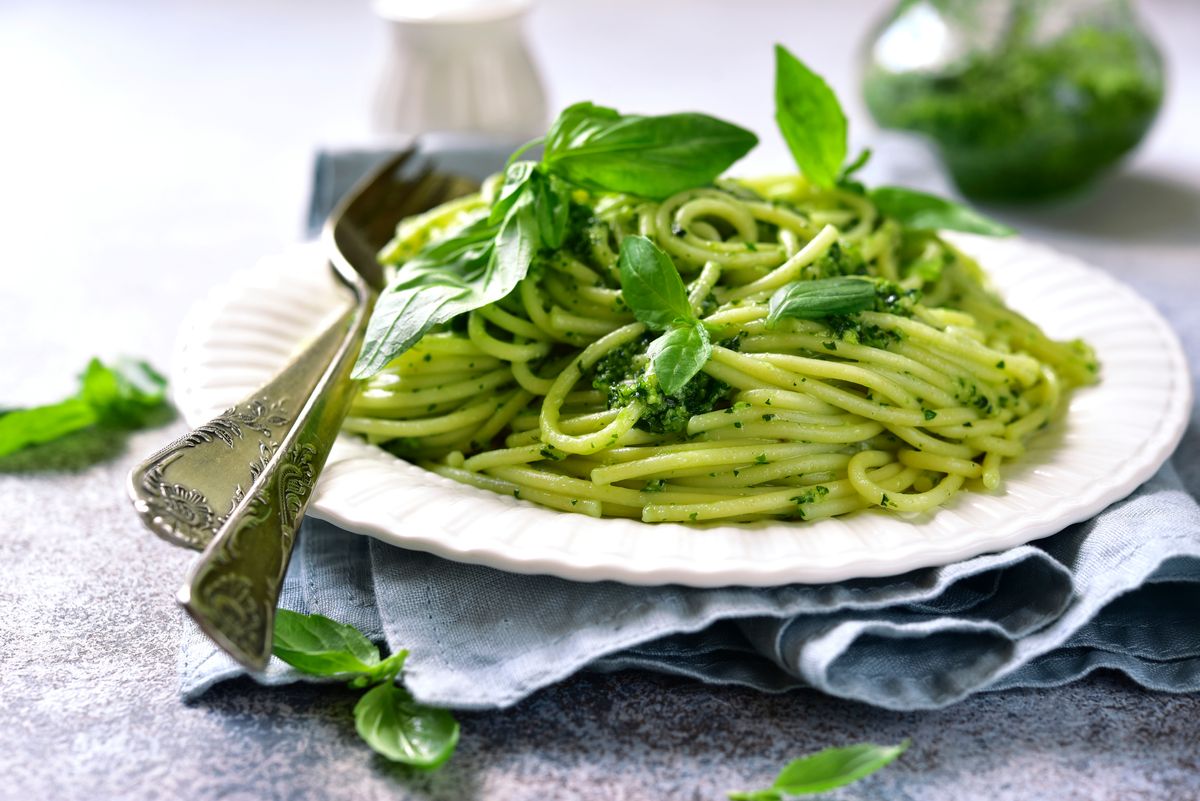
[617,235,694,331]
[728,741,909,800]
[543,102,757,199]
[649,321,712,396]
[870,186,1014,236]
[530,170,571,249]
[271,609,382,676]
[767,277,877,325]
[774,44,847,188]
[491,190,540,290]
[489,161,537,225]
[354,682,461,769]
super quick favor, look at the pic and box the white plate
[173,237,1191,586]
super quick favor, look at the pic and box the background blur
[1,0,1196,396]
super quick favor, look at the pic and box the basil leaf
[774,44,847,188]
[530,170,571,249]
[767,277,877,325]
[728,741,909,800]
[617,235,693,331]
[0,358,167,458]
[649,321,712,396]
[489,160,537,225]
[543,101,757,199]
[0,398,97,458]
[870,186,1014,236]
[272,609,383,676]
[352,209,538,379]
[354,681,461,769]
[79,358,168,426]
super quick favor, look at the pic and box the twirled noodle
[343,176,1098,523]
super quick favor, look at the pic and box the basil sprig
[767,276,878,326]
[728,740,910,800]
[773,44,1011,237]
[272,610,460,769]
[0,358,167,458]
[618,235,712,395]
[354,104,755,379]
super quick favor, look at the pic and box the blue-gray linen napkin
[180,143,1200,711]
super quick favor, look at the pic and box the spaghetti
[343,175,1097,523]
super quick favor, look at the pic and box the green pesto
[864,25,1162,201]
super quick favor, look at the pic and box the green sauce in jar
[864,19,1163,202]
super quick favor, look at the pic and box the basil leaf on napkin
[354,682,461,770]
[728,740,909,800]
[870,186,1015,236]
[543,101,758,199]
[774,44,847,189]
[272,609,388,677]
[767,277,878,326]
[0,358,167,458]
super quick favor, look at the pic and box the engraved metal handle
[129,280,371,669]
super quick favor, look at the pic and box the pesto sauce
[864,26,1163,201]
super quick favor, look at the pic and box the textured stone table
[2,1,1198,799]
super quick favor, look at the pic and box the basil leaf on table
[774,44,847,188]
[542,101,758,199]
[0,358,167,458]
[617,234,695,330]
[767,277,878,326]
[728,740,910,800]
[355,682,461,770]
[870,186,1015,236]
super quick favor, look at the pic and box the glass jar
[862,0,1164,202]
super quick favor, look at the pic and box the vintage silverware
[128,147,478,669]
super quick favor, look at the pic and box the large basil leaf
[774,45,847,188]
[542,101,757,199]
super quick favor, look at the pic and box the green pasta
[343,174,1097,523]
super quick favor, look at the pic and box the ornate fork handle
[129,278,370,670]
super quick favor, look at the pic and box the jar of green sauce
[862,0,1164,202]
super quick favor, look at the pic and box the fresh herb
[618,235,696,330]
[774,45,847,188]
[869,187,1014,237]
[773,44,1010,236]
[767,277,878,326]
[728,740,909,800]
[272,610,459,769]
[618,235,713,395]
[542,101,757,199]
[0,358,167,458]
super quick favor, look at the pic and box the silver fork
[127,147,478,670]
